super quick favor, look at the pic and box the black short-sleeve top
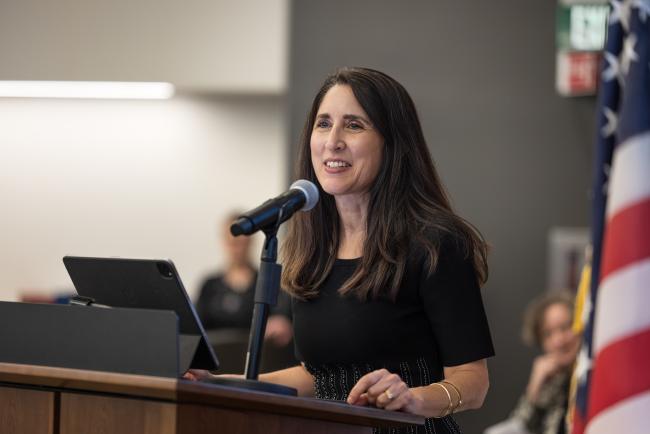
[292,238,494,368]
[291,238,494,434]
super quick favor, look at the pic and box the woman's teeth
[326,161,350,168]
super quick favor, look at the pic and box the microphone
[230,179,319,236]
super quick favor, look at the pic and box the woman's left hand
[347,369,423,413]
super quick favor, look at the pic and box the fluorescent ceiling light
[0,81,175,99]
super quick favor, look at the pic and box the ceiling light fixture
[0,81,175,99]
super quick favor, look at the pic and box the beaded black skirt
[304,357,462,434]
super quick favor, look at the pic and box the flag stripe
[574,407,586,434]
[606,132,650,217]
[599,197,650,280]
[593,258,650,353]
[587,328,650,421]
[586,391,650,434]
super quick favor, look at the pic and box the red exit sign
[556,50,601,96]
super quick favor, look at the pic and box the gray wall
[288,1,595,432]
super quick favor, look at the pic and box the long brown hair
[282,67,488,300]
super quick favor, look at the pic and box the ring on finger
[384,389,395,400]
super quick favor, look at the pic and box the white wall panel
[0,95,287,301]
[0,0,288,93]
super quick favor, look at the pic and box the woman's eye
[347,122,363,130]
[315,119,331,129]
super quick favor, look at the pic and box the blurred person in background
[486,291,578,434]
[195,213,293,348]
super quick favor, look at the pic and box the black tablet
[63,256,219,374]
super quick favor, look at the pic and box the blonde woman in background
[487,291,579,434]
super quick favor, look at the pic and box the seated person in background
[507,291,579,434]
[196,214,292,347]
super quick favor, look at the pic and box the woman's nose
[324,126,345,151]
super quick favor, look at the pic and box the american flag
[572,1,650,434]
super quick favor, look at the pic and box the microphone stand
[204,206,296,396]
[244,226,279,380]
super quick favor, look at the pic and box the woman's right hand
[526,355,554,402]
[183,370,244,382]
[183,369,213,381]
[525,352,570,402]
[526,332,579,403]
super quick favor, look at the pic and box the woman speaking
[193,67,495,434]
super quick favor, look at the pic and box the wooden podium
[0,363,423,434]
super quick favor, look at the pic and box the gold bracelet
[441,380,462,413]
[431,382,453,418]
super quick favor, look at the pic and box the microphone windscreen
[290,179,319,211]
